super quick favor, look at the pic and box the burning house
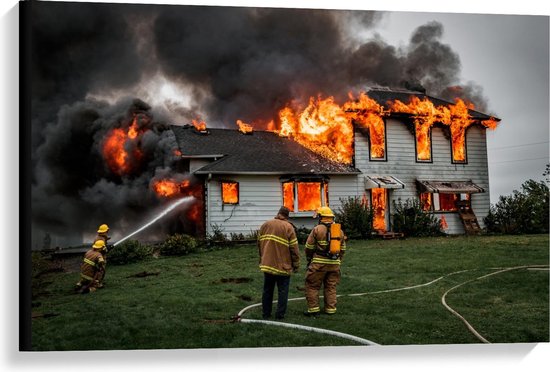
[171,88,500,236]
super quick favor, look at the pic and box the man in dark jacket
[257,206,300,320]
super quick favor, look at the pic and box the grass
[31,234,549,350]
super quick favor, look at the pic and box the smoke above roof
[29,2,491,241]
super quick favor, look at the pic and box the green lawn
[31,234,549,350]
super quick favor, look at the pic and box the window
[415,123,433,162]
[282,179,329,213]
[368,117,386,161]
[450,126,468,164]
[221,181,239,204]
[420,192,470,212]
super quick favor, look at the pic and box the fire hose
[112,196,195,247]
[236,264,549,345]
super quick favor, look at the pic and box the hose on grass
[441,264,549,344]
[237,264,549,346]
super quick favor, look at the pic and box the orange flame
[152,179,191,198]
[296,182,322,212]
[192,119,207,131]
[344,92,386,159]
[173,149,182,157]
[236,120,253,134]
[277,96,354,164]
[102,116,144,176]
[390,96,448,161]
[371,188,386,231]
[282,182,294,211]
[222,182,239,204]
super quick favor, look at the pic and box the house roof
[171,125,361,175]
[366,88,500,121]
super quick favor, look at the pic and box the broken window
[450,127,468,164]
[221,181,239,204]
[369,117,386,161]
[420,192,470,212]
[415,123,432,162]
[282,179,329,213]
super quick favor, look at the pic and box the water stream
[113,196,195,247]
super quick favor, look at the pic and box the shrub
[295,226,311,245]
[108,240,153,265]
[245,229,259,241]
[159,234,198,256]
[334,197,374,239]
[391,198,444,237]
[230,232,246,242]
[484,179,549,234]
[207,224,228,243]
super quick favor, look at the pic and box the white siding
[354,119,490,234]
[206,175,284,236]
[203,119,491,236]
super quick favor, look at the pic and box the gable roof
[366,88,500,121]
[171,125,361,175]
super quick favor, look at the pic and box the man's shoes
[303,311,320,317]
[275,315,284,320]
[262,315,271,320]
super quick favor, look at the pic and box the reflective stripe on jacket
[305,224,346,265]
[80,249,105,281]
[258,217,300,275]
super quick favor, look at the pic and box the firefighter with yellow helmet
[74,239,107,293]
[304,206,346,316]
[93,223,112,287]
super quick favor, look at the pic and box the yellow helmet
[92,240,106,250]
[317,206,335,218]
[97,224,110,233]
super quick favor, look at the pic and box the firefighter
[95,223,111,247]
[304,206,346,316]
[257,206,300,320]
[94,223,112,287]
[74,240,107,294]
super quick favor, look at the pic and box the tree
[484,179,549,234]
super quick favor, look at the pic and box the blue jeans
[262,273,290,319]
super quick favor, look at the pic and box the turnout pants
[305,262,341,314]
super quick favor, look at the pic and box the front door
[371,188,387,232]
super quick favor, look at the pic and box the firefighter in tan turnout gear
[94,223,112,287]
[257,206,300,320]
[75,240,107,293]
[304,206,346,316]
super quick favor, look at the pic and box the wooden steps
[457,200,482,235]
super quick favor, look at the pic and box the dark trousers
[262,273,290,319]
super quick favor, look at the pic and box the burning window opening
[282,180,328,213]
[415,123,433,162]
[420,192,470,212]
[371,188,387,231]
[221,181,239,204]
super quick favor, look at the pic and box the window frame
[419,192,471,213]
[281,177,329,217]
[220,180,239,205]
[450,127,470,165]
[368,118,388,162]
[414,123,434,163]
